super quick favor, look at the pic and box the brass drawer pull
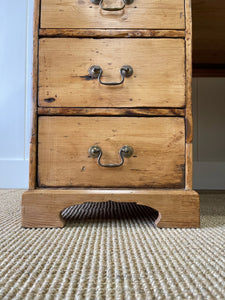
[91,0,133,12]
[89,145,133,167]
[88,65,133,86]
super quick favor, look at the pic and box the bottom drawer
[38,117,185,188]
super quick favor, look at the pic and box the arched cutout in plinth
[60,201,161,227]
[22,190,199,228]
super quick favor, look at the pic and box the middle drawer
[39,38,185,108]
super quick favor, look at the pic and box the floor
[0,190,225,299]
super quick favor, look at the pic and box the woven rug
[0,190,225,299]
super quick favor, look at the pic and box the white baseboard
[0,160,29,188]
[193,162,225,190]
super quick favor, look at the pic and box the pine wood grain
[29,0,40,189]
[39,29,185,38]
[38,117,185,188]
[22,189,200,228]
[39,38,185,108]
[22,0,199,229]
[40,0,185,30]
[38,107,185,117]
[185,143,193,190]
[185,0,193,143]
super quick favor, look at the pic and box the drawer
[38,117,185,188]
[40,0,185,30]
[39,38,185,108]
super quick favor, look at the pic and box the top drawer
[40,0,185,29]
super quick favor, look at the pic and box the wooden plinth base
[21,189,200,228]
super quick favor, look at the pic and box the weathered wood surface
[40,0,185,29]
[39,38,185,108]
[185,143,193,190]
[39,29,185,38]
[38,107,185,117]
[185,0,193,143]
[22,0,199,230]
[38,117,185,188]
[29,0,40,189]
[22,189,200,228]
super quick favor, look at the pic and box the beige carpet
[0,190,225,299]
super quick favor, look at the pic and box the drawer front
[39,39,185,108]
[41,0,185,30]
[38,117,185,188]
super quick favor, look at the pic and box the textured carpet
[0,190,225,299]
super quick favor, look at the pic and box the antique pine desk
[22,0,200,228]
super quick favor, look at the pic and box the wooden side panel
[38,117,185,188]
[22,189,200,228]
[185,0,193,143]
[40,0,185,29]
[29,0,40,189]
[39,38,185,108]
[185,1,194,188]
[185,143,193,190]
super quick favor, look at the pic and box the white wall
[0,1,224,189]
[0,0,33,188]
